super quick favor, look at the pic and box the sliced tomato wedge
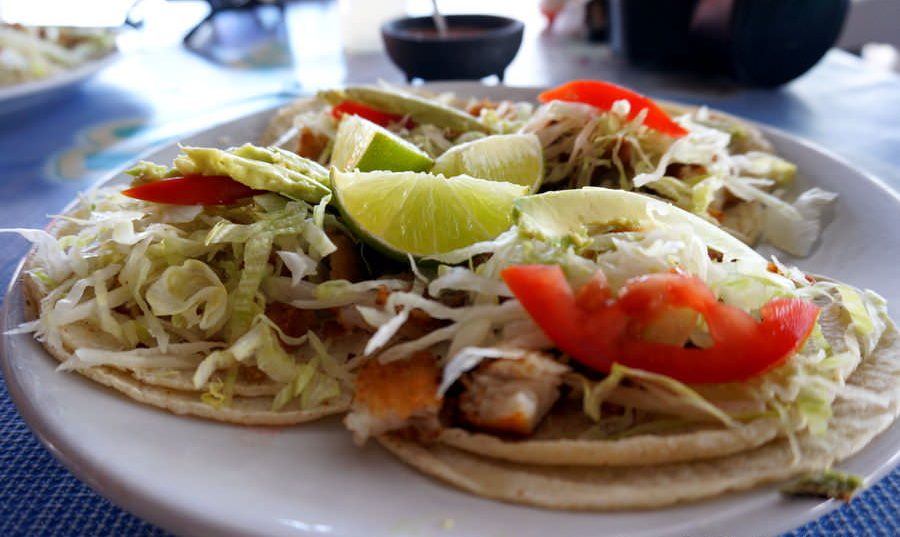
[330,100,414,128]
[539,80,688,138]
[501,265,820,384]
[122,175,262,206]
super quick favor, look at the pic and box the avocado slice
[321,86,488,133]
[174,144,330,203]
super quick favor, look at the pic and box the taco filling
[338,188,897,509]
[342,188,890,455]
[265,81,835,256]
[6,81,897,509]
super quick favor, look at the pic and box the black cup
[381,15,524,82]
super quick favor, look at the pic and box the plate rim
[2,84,899,537]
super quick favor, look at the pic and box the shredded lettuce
[7,228,72,285]
[439,347,526,395]
[225,231,273,341]
[577,367,628,422]
[761,188,837,257]
[289,279,407,310]
[518,97,836,256]
[271,330,346,411]
[272,356,319,410]
[608,364,738,427]
[146,259,228,333]
[57,343,220,372]
[277,250,318,285]
[375,300,528,363]
[364,308,410,356]
[7,177,357,413]
[201,372,233,409]
[836,285,888,355]
[428,266,512,297]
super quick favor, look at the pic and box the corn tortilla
[379,319,900,510]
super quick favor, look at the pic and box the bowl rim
[382,14,524,43]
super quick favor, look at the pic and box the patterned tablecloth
[1,1,899,536]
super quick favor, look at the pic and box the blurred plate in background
[0,51,118,115]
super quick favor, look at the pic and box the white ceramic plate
[0,51,118,115]
[3,85,900,537]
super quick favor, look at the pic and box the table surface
[1,1,899,536]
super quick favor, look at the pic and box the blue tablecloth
[2,2,899,535]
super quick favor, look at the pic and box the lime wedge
[514,187,765,262]
[332,170,527,257]
[432,134,544,193]
[331,114,433,173]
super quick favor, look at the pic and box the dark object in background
[608,0,849,86]
[184,0,291,67]
[382,15,524,82]
[585,0,610,43]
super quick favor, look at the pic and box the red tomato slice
[539,80,688,138]
[122,175,262,206]
[330,100,414,128]
[501,265,819,384]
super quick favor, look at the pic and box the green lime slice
[514,187,765,262]
[331,114,433,173]
[332,170,527,258]
[432,134,544,193]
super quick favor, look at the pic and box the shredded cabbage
[517,98,836,257]
[439,347,526,395]
[352,210,878,447]
[146,260,228,333]
[58,343,221,372]
[5,179,357,413]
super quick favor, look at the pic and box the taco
[263,81,835,257]
[341,187,898,508]
[13,145,376,425]
[10,83,535,425]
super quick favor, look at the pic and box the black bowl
[381,15,524,82]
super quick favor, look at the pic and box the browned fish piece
[265,302,317,339]
[296,127,329,161]
[397,308,447,340]
[326,229,365,283]
[459,352,568,436]
[466,99,498,117]
[345,351,442,444]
